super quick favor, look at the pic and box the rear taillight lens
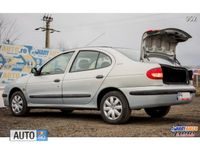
[146,67,163,80]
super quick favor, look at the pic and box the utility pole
[35,14,60,48]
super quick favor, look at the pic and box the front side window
[40,52,74,75]
[70,51,99,72]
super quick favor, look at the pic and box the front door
[26,52,74,104]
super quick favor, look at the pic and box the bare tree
[0,16,20,44]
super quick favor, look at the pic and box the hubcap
[11,95,23,114]
[103,96,122,120]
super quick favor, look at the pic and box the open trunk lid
[140,28,192,65]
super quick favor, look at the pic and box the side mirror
[31,67,39,76]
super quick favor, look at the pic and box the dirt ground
[0,97,199,137]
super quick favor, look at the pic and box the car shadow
[20,110,200,125]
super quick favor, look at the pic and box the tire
[144,106,170,118]
[60,109,74,114]
[10,91,30,116]
[100,91,131,124]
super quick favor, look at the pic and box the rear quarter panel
[91,54,164,107]
[104,60,163,88]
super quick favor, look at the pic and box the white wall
[0,87,4,107]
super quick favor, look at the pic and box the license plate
[177,92,191,101]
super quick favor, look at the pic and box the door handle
[54,79,60,82]
[96,75,104,79]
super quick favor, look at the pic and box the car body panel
[26,74,64,104]
[62,67,113,104]
[120,84,195,109]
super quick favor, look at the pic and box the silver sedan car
[2,28,196,124]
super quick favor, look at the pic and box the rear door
[140,28,192,65]
[62,50,114,105]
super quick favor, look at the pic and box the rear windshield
[115,48,140,61]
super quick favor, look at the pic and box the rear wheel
[144,106,170,118]
[100,91,131,124]
[10,91,30,116]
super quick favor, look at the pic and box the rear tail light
[146,67,163,80]
[146,29,160,33]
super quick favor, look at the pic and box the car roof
[61,46,140,62]
[63,46,135,53]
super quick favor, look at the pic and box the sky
[0,13,200,66]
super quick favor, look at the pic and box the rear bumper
[129,88,196,95]
[120,85,196,109]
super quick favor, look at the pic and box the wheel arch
[97,87,129,109]
[9,87,24,104]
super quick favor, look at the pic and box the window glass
[41,52,73,75]
[71,51,99,72]
[115,48,140,61]
[96,53,112,69]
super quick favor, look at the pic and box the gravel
[0,97,199,137]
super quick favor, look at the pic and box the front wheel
[100,91,131,124]
[144,106,170,118]
[10,91,30,116]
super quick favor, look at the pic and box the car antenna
[85,32,105,46]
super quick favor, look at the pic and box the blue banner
[0,44,61,86]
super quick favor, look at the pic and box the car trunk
[161,64,192,85]
[140,28,192,65]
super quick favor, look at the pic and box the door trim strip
[29,94,91,98]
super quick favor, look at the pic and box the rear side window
[115,48,140,61]
[70,51,112,72]
[96,53,112,69]
[70,51,99,72]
